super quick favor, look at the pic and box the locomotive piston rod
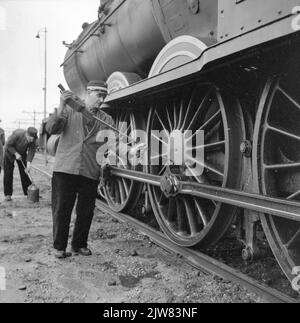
[108,167,300,222]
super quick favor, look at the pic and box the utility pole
[36,27,48,165]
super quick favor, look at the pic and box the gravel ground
[0,155,265,303]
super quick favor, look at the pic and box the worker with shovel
[3,127,38,201]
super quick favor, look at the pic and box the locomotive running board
[109,168,300,222]
[105,14,299,104]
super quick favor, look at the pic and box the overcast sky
[0,0,100,135]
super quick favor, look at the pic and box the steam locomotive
[60,0,300,286]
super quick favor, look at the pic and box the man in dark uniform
[0,122,5,174]
[46,80,115,259]
[3,127,38,201]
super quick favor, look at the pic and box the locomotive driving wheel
[102,110,145,213]
[147,84,245,247]
[253,61,300,282]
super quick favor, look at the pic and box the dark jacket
[0,128,5,167]
[4,129,36,163]
[45,106,115,181]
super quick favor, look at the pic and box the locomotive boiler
[61,0,300,287]
[63,0,217,96]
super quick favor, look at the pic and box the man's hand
[60,90,74,107]
[15,152,22,161]
[60,90,86,113]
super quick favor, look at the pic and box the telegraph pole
[36,27,48,165]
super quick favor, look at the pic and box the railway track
[31,164,299,303]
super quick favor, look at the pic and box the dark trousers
[52,172,99,251]
[3,153,32,196]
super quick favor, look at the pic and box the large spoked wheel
[147,84,245,247]
[253,66,300,282]
[103,110,145,213]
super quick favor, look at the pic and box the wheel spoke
[151,133,168,147]
[264,162,300,171]
[173,101,178,129]
[117,154,127,168]
[204,121,222,142]
[266,124,300,142]
[159,164,167,176]
[118,179,126,204]
[122,178,130,196]
[150,153,168,160]
[185,165,204,184]
[155,110,169,133]
[287,190,300,200]
[158,192,165,205]
[166,107,173,132]
[278,86,300,112]
[180,97,194,131]
[183,198,198,236]
[286,228,300,249]
[186,140,225,152]
[194,198,209,227]
[177,100,184,130]
[127,115,133,134]
[186,86,214,130]
[199,110,222,132]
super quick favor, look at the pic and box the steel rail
[109,167,300,222]
[95,201,298,304]
[31,164,298,303]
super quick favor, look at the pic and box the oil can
[27,184,39,203]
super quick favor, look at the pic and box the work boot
[71,247,92,256]
[5,196,12,202]
[54,250,72,259]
